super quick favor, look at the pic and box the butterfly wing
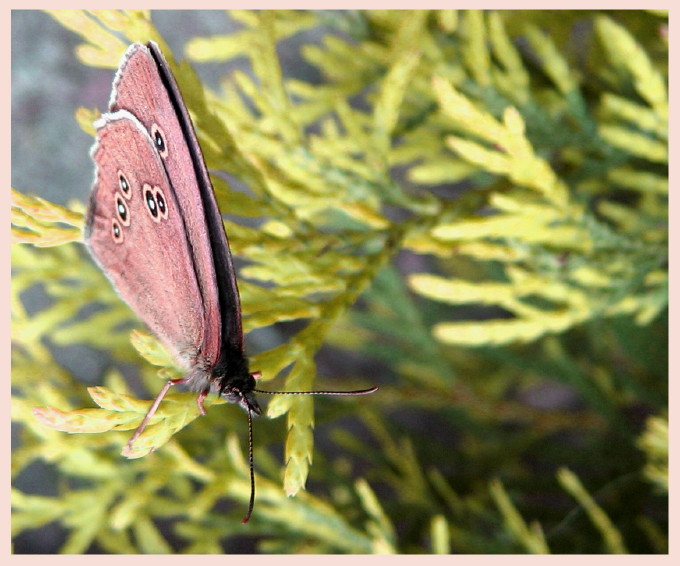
[85,111,213,376]
[109,42,245,363]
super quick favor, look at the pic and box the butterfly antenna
[240,384,376,523]
[253,386,378,396]
[242,404,256,524]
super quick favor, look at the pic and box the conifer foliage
[12,10,667,553]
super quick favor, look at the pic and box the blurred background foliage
[11,9,667,554]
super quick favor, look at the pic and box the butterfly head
[210,346,261,415]
[217,372,261,417]
[221,381,261,416]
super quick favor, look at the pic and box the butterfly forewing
[109,42,244,364]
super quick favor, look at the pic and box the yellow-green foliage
[12,9,667,553]
[637,415,668,494]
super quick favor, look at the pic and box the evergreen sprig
[12,9,667,553]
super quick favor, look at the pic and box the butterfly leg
[123,378,186,454]
[196,388,209,416]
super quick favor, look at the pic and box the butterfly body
[85,42,257,414]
